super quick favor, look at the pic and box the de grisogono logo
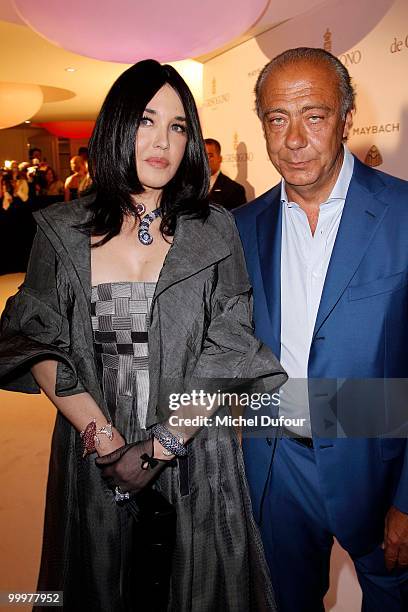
[323,28,332,53]
[223,134,254,164]
[390,34,408,53]
[204,76,230,109]
[338,49,362,67]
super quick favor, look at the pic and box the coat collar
[155,207,230,300]
[34,197,231,308]
[34,195,93,305]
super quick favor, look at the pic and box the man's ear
[343,110,353,140]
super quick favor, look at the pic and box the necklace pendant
[137,208,161,246]
[135,202,146,216]
[139,230,153,245]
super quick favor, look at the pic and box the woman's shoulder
[203,203,237,238]
[34,193,95,227]
[201,202,234,224]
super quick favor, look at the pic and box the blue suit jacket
[234,157,408,555]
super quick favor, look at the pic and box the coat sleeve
[0,225,83,394]
[191,211,286,393]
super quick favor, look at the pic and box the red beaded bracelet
[80,419,113,458]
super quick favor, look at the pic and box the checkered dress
[91,281,156,430]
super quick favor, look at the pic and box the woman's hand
[153,437,176,460]
[95,438,172,495]
[95,425,126,456]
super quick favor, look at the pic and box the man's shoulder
[233,183,281,224]
[215,172,242,191]
[217,172,234,184]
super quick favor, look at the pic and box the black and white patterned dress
[91,281,155,438]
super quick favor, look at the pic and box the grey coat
[0,197,286,612]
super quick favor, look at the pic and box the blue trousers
[260,438,408,612]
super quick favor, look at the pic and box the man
[204,138,247,210]
[78,146,89,162]
[234,47,408,611]
[28,147,43,164]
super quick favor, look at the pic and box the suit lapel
[313,159,389,338]
[256,188,282,357]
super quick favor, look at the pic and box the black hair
[45,166,58,181]
[255,47,355,120]
[84,59,210,246]
[204,138,221,155]
[29,147,42,159]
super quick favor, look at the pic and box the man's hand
[383,505,408,570]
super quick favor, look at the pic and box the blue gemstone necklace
[137,206,161,246]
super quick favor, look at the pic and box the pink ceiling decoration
[12,0,268,62]
[40,121,95,139]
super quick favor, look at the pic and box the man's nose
[285,119,307,150]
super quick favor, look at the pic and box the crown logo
[365,145,383,167]
[233,133,239,150]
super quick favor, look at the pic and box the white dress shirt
[279,146,354,435]
[209,169,221,191]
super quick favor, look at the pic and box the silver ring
[114,486,130,502]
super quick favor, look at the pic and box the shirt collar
[210,169,221,190]
[280,145,354,207]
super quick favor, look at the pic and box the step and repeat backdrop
[201,0,407,199]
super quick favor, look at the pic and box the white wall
[201,0,406,198]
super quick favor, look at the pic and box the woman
[0,60,286,611]
[42,167,64,198]
[64,154,87,201]
[78,160,93,196]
